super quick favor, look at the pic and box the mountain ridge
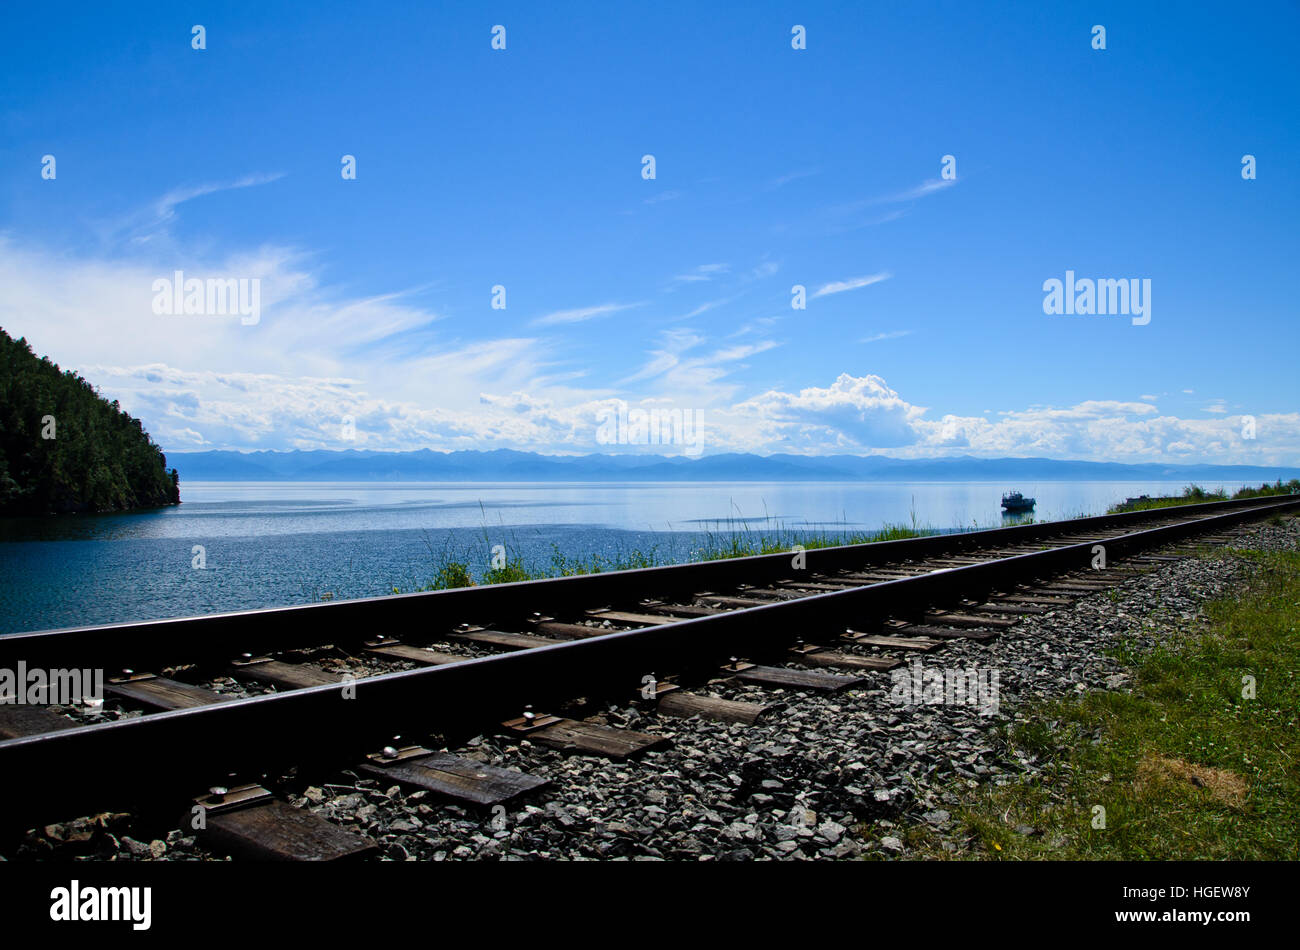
[167,449,1300,483]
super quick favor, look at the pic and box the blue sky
[2,1,1297,463]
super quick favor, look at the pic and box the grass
[1108,478,1300,514]
[392,480,1298,593]
[893,547,1300,860]
[393,519,938,593]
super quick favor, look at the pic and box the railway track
[1,493,1296,860]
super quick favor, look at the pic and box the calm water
[0,479,1220,633]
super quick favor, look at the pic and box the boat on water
[1001,490,1036,512]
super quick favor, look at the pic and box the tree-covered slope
[0,328,179,514]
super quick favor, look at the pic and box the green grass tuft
[895,547,1300,860]
[1109,479,1299,514]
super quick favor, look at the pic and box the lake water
[0,479,1220,634]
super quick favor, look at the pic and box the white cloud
[860,330,912,343]
[97,173,286,247]
[673,297,735,321]
[3,216,1293,465]
[768,168,821,189]
[830,178,956,218]
[530,302,642,327]
[812,272,891,298]
[667,263,729,286]
[732,374,924,450]
[153,173,284,224]
[886,178,955,202]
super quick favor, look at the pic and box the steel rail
[0,495,1294,829]
[0,492,1293,671]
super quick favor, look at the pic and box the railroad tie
[777,579,862,591]
[362,641,466,666]
[888,624,997,642]
[789,648,902,672]
[533,620,614,640]
[838,569,920,580]
[501,714,670,760]
[990,593,1073,606]
[193,785,377,862]
[358,746,549,807]
[230,658,347,690]
[843,631,943,652]
[719,661,865,693]
[641,603,722,618]
[964,602,1047,615]
[105,674,230,711]
[1041,580,1114,592]
[921,611,1016,629]
[735,588,804,600]
[447,628,562,650]
[697,593,776,608]
[656,691,770,724]
[0,704,79,740]
[584,609,677,627]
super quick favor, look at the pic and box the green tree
[0,328,181,515]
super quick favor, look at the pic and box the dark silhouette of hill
[0,329,180,514]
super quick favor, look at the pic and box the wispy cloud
[644,190,682,205]
[884,178,955,202]
[672,296,737,321]
[827,177,956,221]
[668,263,729,285]
[767,168,821,189]
[860,329,912,343]
[620,328,704,384]
[530,302,643,327]
[813,271,892,298]
[825,208,908,236]
[730,316,780,338]
[619,328,780,401]
[154,173,285,223]
[101,172,286,247]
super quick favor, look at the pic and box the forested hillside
[0,328,179,514]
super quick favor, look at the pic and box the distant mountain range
[168,449,1300,484]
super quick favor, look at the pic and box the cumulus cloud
[733,374,924,450]
[53,356,1300,464]
[2,222,1293,465]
